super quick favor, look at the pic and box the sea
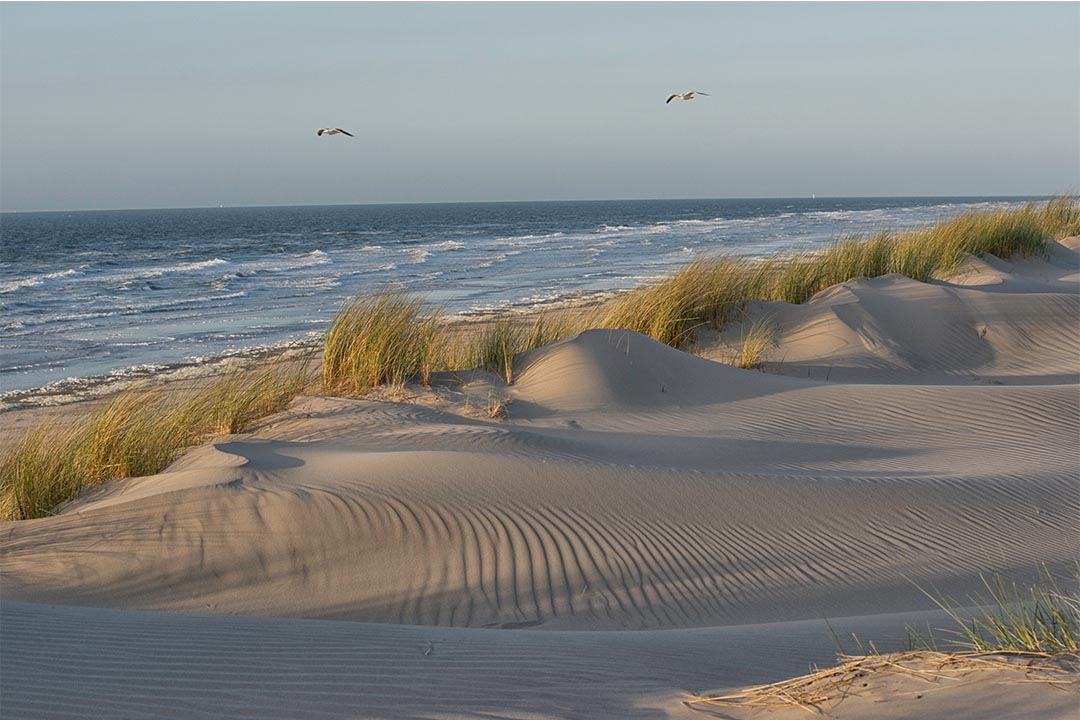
[0,196,1042,409]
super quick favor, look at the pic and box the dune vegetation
[599,196,1075,340]
[2,197,1077,519]
[912,568,1080,655]
[322,196,1078,393]
[689,569,1079,714]
[0,360,310,520]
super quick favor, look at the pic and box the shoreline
[0,291,621,415]
[2,197,1038,407]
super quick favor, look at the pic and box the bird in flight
[317,128,354,137]
[666,91,709,104]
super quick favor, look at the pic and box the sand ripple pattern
[3,250,1079,631]
[2,436,1076,630]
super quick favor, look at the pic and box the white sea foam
[637,223,673,235]
[109,291,247,316]
[0,268,81,294]
[280,276,341,291]
[175,258,230,271]
[427,240,465,251]
[493,232,564,247]
[102,258,230,284]
[112,337,177,347]
[1,333,323,410]
[471,253,510,269]
[218,251,331,277]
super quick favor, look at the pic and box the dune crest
[706,239,1080,384]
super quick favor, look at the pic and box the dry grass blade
[485,386,512,419]
[686,650,1079,713]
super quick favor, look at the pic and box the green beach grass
[911,568,1080,655]
[0,359,310,520]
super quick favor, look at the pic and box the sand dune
[705,240,1080,385]
[3,330,1076,629]
[2,243,1078,717]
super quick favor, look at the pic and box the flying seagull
[317,128,354,137]
[666,91,709,104]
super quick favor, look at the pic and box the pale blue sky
[2,2,1077,211]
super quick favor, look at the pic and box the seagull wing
[317,128,326,136]
[693,91,710,96]
[666,94,678,104]
[336,128,355,137]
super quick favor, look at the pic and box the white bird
[316,128,354,137]
[666,91,709,104]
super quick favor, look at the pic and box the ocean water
[0,196,1039,407]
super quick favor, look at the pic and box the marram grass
[322,291,439,393]
[734,317,779,370]
[470,312,583,383]
[598,257,750,346]
[324,296,587,390]
[912,568,1080,655]
[0,359,310,521]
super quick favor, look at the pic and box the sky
[1,2,1078,212]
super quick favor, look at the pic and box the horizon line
[0,193,1056,216]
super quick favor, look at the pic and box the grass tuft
[196,360,311,435]
[472,317,526,384]
[686,650,1077,713]
[734,316,778,370]
[1,422,88,521]
[323,291,440,393]
[598,257,748,346]
[467,312,582,384]
[485,386,513,419]
[691,566,1080,714]
[0,359,311,521]
[913,568,1080,654]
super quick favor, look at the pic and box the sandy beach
[0,236,1076,718]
